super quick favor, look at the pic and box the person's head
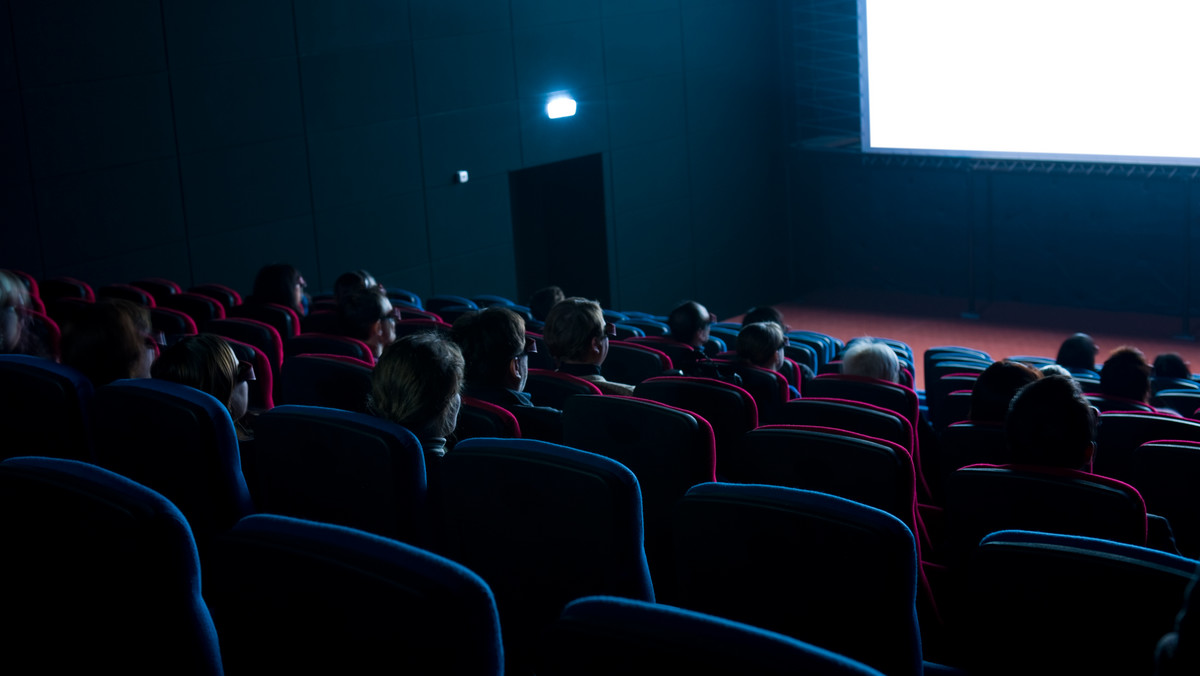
[528,286,565,322]
[338,286,396,358]
[1040,363,1072,378]
[737,321,787,370]
[970,359,1042,423]
[544,297,614,366]
[1100,346,1152,403]
[152,334,252,423]
[253,264,307,315]
[60,298,156,386]
[333,269,379,305]
[668,301,713,348]
[841,337,900,383]
[1006,375,1097,470]
[451,306,531,391]
[1154,352,1191,381]
[369,332,465,440]
[741,306,788,331]
[0,269,30,354]
[1056,333,1098,371]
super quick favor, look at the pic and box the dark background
[2,0,1191,322]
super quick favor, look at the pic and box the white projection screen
[861,0,1200,165]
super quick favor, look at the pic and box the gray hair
[842,338,900,383]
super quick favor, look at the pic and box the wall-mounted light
[546,93,577,119]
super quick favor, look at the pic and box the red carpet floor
[734,289,1200,391]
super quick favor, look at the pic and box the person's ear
[508,356,523,381]
[1081,441,1096,472]
[591,337,604,354]
[371,319,383,337]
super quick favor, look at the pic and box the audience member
[1039,363,1072,378]
[368,332,464,458]
[1099,346,1153,407]
[1006,375,1096,470]
[1056,332,1099,373]
[333,269,380,305]
[969,359,1042,423]
[736,321,798,398]
[841,337,900,383]
[337,286,396,359]
[0,269,30,355]
[251,263,309,317]
[451,307,556,410]
[152,334,254,440]
[741,305,789,331]
[1153,352,1194,394]
[528,285,564,325]
[543,297,632,395]
[666,300,715,374]
[60,299,157,386]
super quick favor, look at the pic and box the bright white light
[863,0,1200,165]
[546,95,577,119]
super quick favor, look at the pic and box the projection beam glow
[546,94,577,119]
[861,0,1200,165]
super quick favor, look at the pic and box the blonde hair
[737,322,786,368]
[152,334,239,414]
[544,297,605,363]
[369,332,464,439]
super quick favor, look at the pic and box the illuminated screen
[861,0,1200,165]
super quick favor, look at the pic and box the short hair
[252,263,302,310]
[528,286,565,322]
[1006,375,1096,469]
[152,334,239,413]
[741,306,786,330]
[544,297,604,363]
[451,307,525,387]
[338,287,387,341]
[667,301,710,344]
[1056,333,1098,371]
[1100,346,1152,402]
[1154,352,1191,380]
[369,332,464,439]
[61,299,152,386]
[841,338,900,383]
[737,322,786,368]
[969,359,1042,423]
[1040,363,1072,378]
[333,270,375,305]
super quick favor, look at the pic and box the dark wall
[786,0,1200,320]
[0,0,787,318]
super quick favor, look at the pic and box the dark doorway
[509,154,609,308]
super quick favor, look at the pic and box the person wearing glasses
[0,269,31,355]
[60,298,157,386]
[152,334,256,441]
[667,300,716,375]
[250,263,310,318]
[543,297,634,395]
[451,306,563,441]
[337,286,396,359]
[736,321,799,398]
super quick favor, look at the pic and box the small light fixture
[546,93,577,119]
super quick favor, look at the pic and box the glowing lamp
[546,95,577,119]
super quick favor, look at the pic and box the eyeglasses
[516,335,538,359]
[237,360,256,383]
[380,309,398,322]
[142,331,166,349]
[296,276,308,290]
[601,322,617,338]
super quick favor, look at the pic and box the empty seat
[541,595,886,676]
[278,353,372,413]
[1095,411,1200,483]
[524,368,603,409]
[92,378,254,547]
[438,437,655,674]
[601,339,672,385]
[158,292,226,328]
[229,301,301,339]
[284,332,375,364]
[206,514,502,675]
[0,354,94,462]
[963,529,1197,675]
[250,405,427,542]
[454,396,521,445]
[635,376,759,481]
[0,457,223,675]
[188,283,242,309]
[97,283,156,306]
[673,483,926,676]
[129,277,182,301]
[1135,440,1200,558]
